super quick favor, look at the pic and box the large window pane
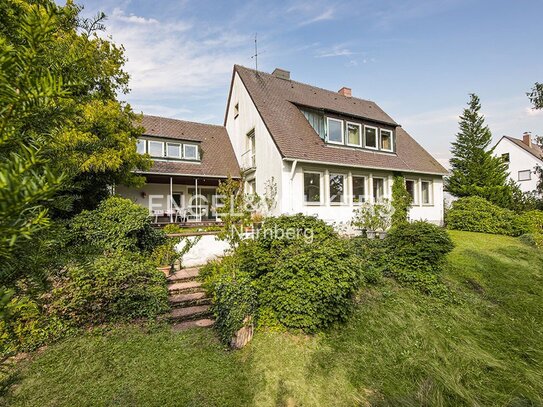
[421,181,432,204]
[184,144,198,160]
[373,178,384,202]
[347,123,361,146]
[304,172,321,203]
[380,130,393,151]
[405,179,416,203]
[352,176,365,203]
[167,143,181,158]
[148,141,164,157]
[136,139,146,154]
[329,174,345,203]
[327,118,343,144]
[365,127,377,148]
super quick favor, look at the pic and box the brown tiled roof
[503,136,543,161]
[233,65,447,175]
[139,115,239,177]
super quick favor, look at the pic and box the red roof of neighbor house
[503,136,543,161]
[139,115,240,178]
[232,65,448,175]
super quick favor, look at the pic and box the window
[148,141,164,157]
[364,126,378,149]
[301,108,325,139]
[243,129,256,168]
[183,144,198,160]
[167,143,181,158]
[247,179,256,194]
[136,139,146,154]
[304,172,321,204]
[421,180,432,205]
[234,103,239,118]
[380,129,393,151]
[352,176,366,204]
[327,118,344,144]
[405,179,417,203]
[329,174,345,204]
[518,170,531,181]
[501,153,510,163]
[373,178,384,202]
[345,122,362,146]
[172,193,183,208]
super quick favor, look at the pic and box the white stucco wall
[116,183,196,213]
[493,138,541,194]
[178,235,230,267]
[224,72,284,215]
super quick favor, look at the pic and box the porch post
[195,178,199,221]
[169,176,173,223]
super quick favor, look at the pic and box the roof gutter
[282,158,448,177]
[135,171,239,179]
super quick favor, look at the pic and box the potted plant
[251,212,264,230]
[352,200,393,239]
[374,200,393,239]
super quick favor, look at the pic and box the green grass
[3,231,543,406]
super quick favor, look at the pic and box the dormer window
[183,144,198,160]
[380,129,393,151]
[327,118,344,144]
[148,141,164,157]
[136,139,146,154]
[346,122,362,147]
[167,142,181,158]
[364,126,378,149]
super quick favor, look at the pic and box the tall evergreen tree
[445,94,514,207]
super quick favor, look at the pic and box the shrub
[391,175,413,226]
[446,196,525,236]
[70,196,165,254]
[386,221,454,295]
[50,251,169,325]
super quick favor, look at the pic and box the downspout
[289,160,298,213]
[169,177,173,223]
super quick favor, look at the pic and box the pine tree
[445,94,513,207]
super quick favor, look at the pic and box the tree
[445,94,515,208]
[528,83,543,110]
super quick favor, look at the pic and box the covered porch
[116,174,227,226]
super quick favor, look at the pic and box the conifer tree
[445,94,513,207]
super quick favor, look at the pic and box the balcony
[241,149,256,171]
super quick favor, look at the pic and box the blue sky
[78,0,542,167]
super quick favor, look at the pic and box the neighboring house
[224,65,447,224]
[493,133,542,194]
[119,65,448,225]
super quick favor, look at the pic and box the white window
[373,177,384,202]
[364,126,378,149]
[183,144,198,160]
[247,179,256,194]
[327,118,344,144]
[166,143,181,158]
[380,129,393,151]
[405,179,417,204]
[421,180,433,205]
[329,173,346,204]
[148,141,164,157]
[304,172,321,204]
[352,176,366,204]
[346,122,362,147]
[518,170,531,181]
[136,139,146,154]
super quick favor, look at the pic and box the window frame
[372,177,385,202]
[518,170,531,181]
[326,117,344,145]
[183,144,199,160]
[329,173,346,205]
[420,180,433,205]
[148,140,164,157]
[346,122,362,147]
[380,129,394,152]
[364,125,379,150]
[166,142,182,158]
[136,139,146,154]
[405,179,418,205]
[303,171,323,206]
[351,175,366,205]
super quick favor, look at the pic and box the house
[493,133,542,194]
[119,65,448,225]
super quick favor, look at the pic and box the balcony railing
[241,149,256,170]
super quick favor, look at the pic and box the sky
[77,0,543,167]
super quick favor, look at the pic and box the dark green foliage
[445,94,515,208]
[391,175,413,226]
[446,196,527,236]
[527,82,543,109]
[70,196,165,254]
[49,251,169,326]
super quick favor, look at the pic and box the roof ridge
[142,114,225,128]
[234,64,380,107]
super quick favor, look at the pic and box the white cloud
[316,48,356,58]
[299,8,335,25]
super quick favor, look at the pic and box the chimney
[523,132,532,148]
[338,87,352,97]
[272,68,290,80]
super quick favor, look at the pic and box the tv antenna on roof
[251,33,264,72]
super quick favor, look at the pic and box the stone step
[169,305,211,322]
[168,280,203,295]
[169,292,211,308]
[167,267,200,283]
[172,318,215,331]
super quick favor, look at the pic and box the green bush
[519,233,543,249]
[50,251,169,325]
[518,210,543,234]
[70,196,165,254]
[446,196,525,236]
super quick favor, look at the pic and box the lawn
[2,231,542,407]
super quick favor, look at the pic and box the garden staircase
[167,267,214,330]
